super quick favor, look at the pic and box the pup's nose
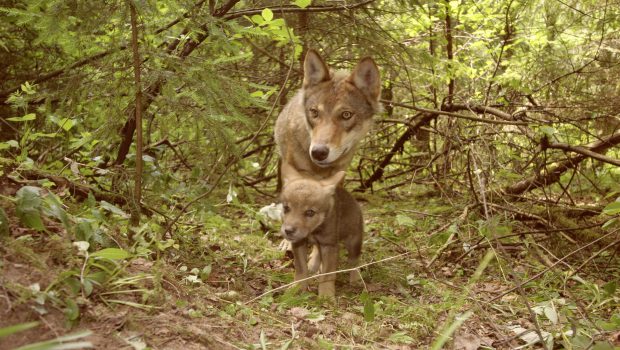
[284,227,296,237]
[311,145,329,161]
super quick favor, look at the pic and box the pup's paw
[349,269,363,286]
[318,282,336,300]
[278,239,292,252]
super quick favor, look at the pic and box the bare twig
[244,252,411,304]
[489,229,619,302]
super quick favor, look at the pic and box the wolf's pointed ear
[321,171,345,195]
[350,57,381,106]
[303,50,330,88]
[281,161,303,188]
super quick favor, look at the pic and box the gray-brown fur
[274,50,381,181]
[280,169,363,299]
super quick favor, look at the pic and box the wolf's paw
[289,281,309,293]
[278,239,292,252]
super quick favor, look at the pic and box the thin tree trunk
[129,1,143,229]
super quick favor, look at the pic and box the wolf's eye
[304,209,316,217]
[283,205,290,214]
[341,111,353,120]
[309,108,319,118]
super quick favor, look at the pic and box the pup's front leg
[307,245,321,274]
[291,241,309,291]
[317,244,338,299]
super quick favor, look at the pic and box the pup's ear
[281,161,303,188]
[321,171,345,195]
[349,57,381,106]
[303,50,330,88]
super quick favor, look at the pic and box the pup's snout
[283,227,296,238]
[311,145,329,161]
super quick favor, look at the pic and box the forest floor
[1,183,619,350]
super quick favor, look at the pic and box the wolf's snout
[311,145,329,161]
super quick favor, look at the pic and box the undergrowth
[1,184,619,350]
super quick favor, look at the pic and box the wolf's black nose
[284,228,296,237]
[311,145,329,161]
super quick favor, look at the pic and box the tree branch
[382,100,529,125]
[0,0,209,101]
[544,140,620,167]
[222,0,375,20]
[505,131,620,195]
[358,112,436,191]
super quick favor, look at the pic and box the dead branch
[358,113,434,191]
[382,100,529,125]
[223,0,375,20]
[505,131,620,195]
[544,139,620,167]
[15,170,128,207]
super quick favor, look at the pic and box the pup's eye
[304,209,316,217]
[283,205,290,214]
[341,111,353,120]
[309,108,319,118]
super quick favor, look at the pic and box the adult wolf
[274,50,381,182]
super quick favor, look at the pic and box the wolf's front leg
[317,244,338,299]
[291,241,309,291]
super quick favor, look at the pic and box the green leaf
[7,113,36,122]
[293,0,311,8]
[15,186,45,231]
[388,331,414,344]
[262,8,273,22]
[43,194,70,231]
[0,140,19,150]
[200,265,212,280]
[250,14,265,25]
[90,248,131,260]
[602,201,620,216]
[591,342,614,350]
[75,220,93,242]
[0,207,9,237]
[50,115,77,132]
[539,125,556,137]
[361,292,375,322]
[602,218,618,230]
[82,279,94,297]
[395,214,415,227]
[13,330,93,350]
[602,281,617,296]
[99,201,129,218]
[543,304,558,324]
[64,299,79,321]
[0,322,39,338]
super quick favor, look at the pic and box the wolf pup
[280,165,363,299]
[274,49,381,180]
